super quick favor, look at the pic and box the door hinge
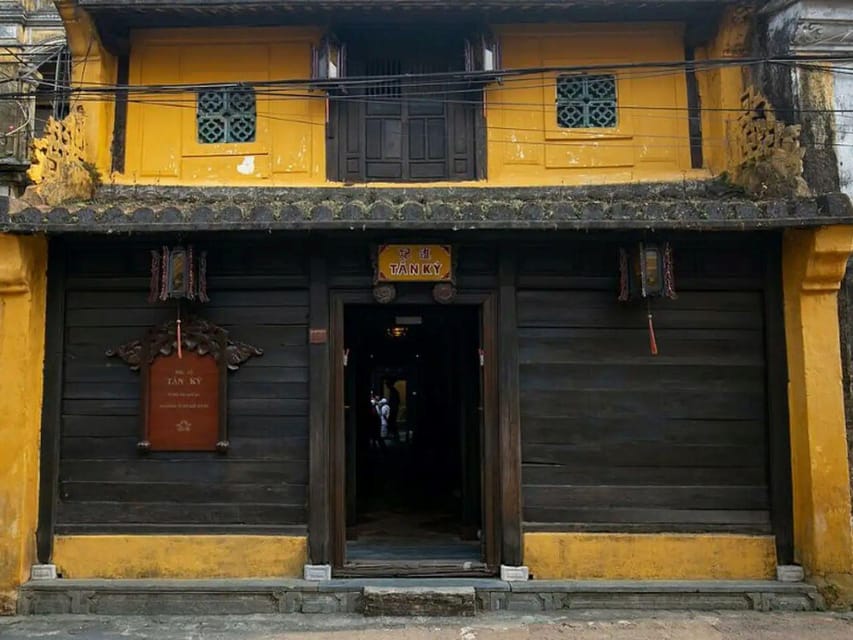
[343,348,350,367]
[479,348,485,367]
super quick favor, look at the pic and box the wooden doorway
[329,292,499,576]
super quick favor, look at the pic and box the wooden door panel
[365,119,403,160]
[366,161,404,180]
[410,162,447,180]
[331,87,478,182]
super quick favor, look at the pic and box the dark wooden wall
[56,238,310,534]
[517,237,774,534]
[48,231,786,543]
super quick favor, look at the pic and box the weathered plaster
[0,234,47,615]
[764,0,850,196]
[833,66,853,201]
[53,536,308,579]
[524,533,777,580]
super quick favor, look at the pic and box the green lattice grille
[197,89,256,144]
[556,75,617,129]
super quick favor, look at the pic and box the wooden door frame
[327,289,501,574]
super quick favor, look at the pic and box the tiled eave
[3,184,851,235]
[77,0,729,10]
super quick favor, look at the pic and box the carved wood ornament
[107,317,262,454]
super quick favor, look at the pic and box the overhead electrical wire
[92,93,853,151]
[2,51,853,101]
[5,45,853,152]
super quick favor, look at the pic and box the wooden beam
[329,294,347,568]
[684,45,704,170]
[36,239,67,564]
[475,88,488,181]
[498,248,523,566]
[308,246,331,565]
[764,234,794,565]
[110,55,130,175]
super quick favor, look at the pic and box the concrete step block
[362,586,477,617]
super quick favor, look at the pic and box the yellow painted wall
[122,28,326,186]
[53,536,308,579]
[694,6,751,176]
[0,235,47,614]
[487,24,695,185]
[106,23,710,187]
[524,533,777,580]
[57,0,117,177]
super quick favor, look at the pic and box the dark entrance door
[342,305,483,571]
[328,28,479,182]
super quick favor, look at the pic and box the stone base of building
[17,578,823,615]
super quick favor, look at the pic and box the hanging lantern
[465,32,502,74]
[312,34,346,81]
[148,245,210,359]
[618,242,676,356]
[148,245,209,304]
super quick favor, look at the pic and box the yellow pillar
[783,226,853,601]
[0,235,47,615]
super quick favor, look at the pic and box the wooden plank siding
[56,239,310,534]
[517,239,773,534]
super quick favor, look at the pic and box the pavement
[1,611,853,639]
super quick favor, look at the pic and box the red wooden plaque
[107,316,263,455]
[146,351,220,451]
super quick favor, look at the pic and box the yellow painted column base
[524,533,777,580]
[53,536,308,579]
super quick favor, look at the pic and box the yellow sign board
[377,244,453,282]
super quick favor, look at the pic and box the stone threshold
[18,578,823,615]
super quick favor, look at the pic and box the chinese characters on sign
[377,244,453,282]
[146,351,220,451]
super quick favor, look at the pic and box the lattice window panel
[197,89,256,144]
[556,74,617,129]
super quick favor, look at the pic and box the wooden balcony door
[328,39,479,182]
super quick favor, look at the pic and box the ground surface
[1,611,853,639]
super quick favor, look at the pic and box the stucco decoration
[24,106,98,206]
[729,88,810,198]
[717,4,754,58]
[793,19,853,54]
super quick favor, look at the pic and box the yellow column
[783,226,853,601]
[0,235,47,615]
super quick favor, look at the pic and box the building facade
[2,0,853,613]
[0,0,65,193]
[764,0,853,516]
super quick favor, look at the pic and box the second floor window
[557,74,617,129]
[197,89,256,144]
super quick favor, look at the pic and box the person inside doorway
[384,378,401,440]
[370,392,391,441]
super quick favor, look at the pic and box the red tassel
[647,311,659,356]
[176,318,183,359]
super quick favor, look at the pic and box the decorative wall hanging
[372,243,457,304]
[373,283,397,305]
[107,317,262,453]
[432,282,457,304]
[148,245,209,359]
[375,244,453,283]
[618,242,677,356]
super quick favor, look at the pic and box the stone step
[17,578,823,616]
[362,586,477,617]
